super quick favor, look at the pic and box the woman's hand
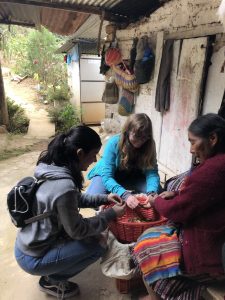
[107,193,123,205]
[147,193,158,206]
[126,195,140,209]
[112,202,126,217]
[158,191,176,199]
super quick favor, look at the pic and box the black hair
[188,113,225,154]
[37,125,102,190]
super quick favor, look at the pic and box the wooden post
[0,62,9,126]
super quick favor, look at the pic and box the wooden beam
[0,0,128,23]
[0,19,35,27]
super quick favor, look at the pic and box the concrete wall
[106,0,225,179]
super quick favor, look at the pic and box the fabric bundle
[152,276,205,300]
[165,170,190,192]
[132,225,181,285]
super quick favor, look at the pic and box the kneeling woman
[133,114,225,299]
[87,113,160,209]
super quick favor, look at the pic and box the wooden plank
[150,31,164,156]
[159,37,208,175]
[203,45,225,114]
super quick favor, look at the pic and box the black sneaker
[39,276,80,299]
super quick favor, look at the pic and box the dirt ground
[0,76,53,154]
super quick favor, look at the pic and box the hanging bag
[134,36,155,84]
[106,42,139,93]
[102,81,119,104]
[118,88,135,116]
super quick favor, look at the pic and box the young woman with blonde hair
[87,113,160,209]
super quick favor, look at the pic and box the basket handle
[121,60,132,75]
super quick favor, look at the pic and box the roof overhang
[0,0,170,35]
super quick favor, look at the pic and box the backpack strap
[24,211,52,225]
[24,176,71,225]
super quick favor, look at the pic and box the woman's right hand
[126,195,139,209]
[112,203,126,217]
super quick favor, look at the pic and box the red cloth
[154,154,225,275]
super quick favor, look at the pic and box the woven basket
[104,204,167,243]
[135,194,159,221]
[112,64,139,93]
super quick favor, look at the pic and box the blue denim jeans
[15,239,106,282]
[86,173,147,195]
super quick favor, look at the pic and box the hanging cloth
[155,39,174,112]
[129,37,138,71]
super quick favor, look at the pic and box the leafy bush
[40,83,71,103]
[7,97,30,133]
[48,103,81,133]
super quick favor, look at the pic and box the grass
[0,146,32,161]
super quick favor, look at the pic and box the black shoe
[39,276,80,299]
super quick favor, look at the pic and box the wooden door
[159,37,208,175]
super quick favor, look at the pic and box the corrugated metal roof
[0,3,40,26]
[72,14,108,40]
[0,0,170,35]
[57,15,108,53]
[0,2,90,35]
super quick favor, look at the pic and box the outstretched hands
[126,195,140,209]
[107,193,123,205]
[107,193,126,217]
[146,190,177,206]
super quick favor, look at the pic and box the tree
[0,61,9,126]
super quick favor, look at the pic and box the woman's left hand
[107,193,123,205]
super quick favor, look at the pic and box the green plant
[41,83,71,103]
[0,147,31,161]
[6,97,30,133]
[0,25,67,86]
[48,103,81,133]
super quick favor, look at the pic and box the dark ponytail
[37,125,101,190]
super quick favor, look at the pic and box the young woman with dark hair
[87,113,160,209]
[135,113,225,300]
[14,125,125,300]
